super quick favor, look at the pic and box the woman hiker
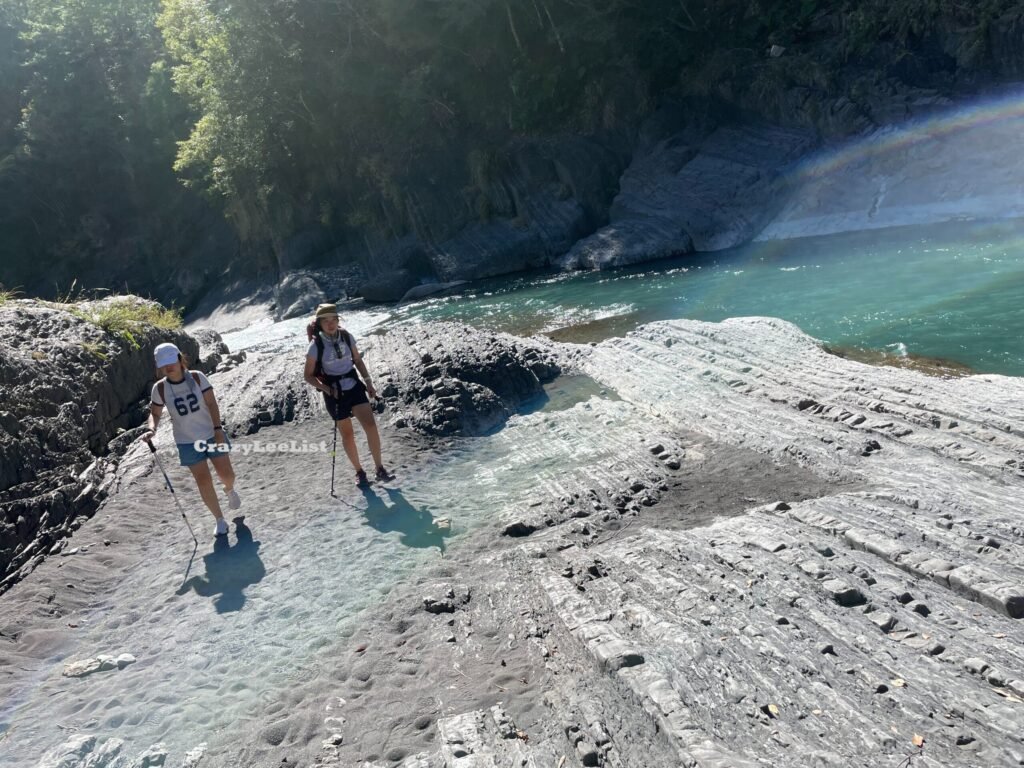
[140,342,241,536]
[304,303,394,488]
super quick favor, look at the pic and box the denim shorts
[177,435,232,467]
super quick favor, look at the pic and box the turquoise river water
[388,219,1024,376]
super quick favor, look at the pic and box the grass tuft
[0,287,20,306]
[80,341,109,360]
[68,298,183,349]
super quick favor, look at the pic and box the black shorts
[324,379,369,421]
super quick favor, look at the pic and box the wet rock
[423,585,470,615]
[61,652,136,678]
[133,743,168,767]
[38,734,126,768]
[502,520,538,538]
[360,268,423,304]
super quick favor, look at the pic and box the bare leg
[188,461,224,520]
[352,403,384,469]
[209,454,235,492]
[336,418,363,471]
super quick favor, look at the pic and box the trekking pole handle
[144,437,156,454]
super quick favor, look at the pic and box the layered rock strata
[0,299,197,590]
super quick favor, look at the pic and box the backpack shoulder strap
[314,335,325,377]
[158,380,166,405]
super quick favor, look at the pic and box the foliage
[0,0,206,301]
[75,298,182,331]
[1,0,1022,306]
[68,297,183,348]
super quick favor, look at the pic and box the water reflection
[176,518,266,613]
[360,487,451,554]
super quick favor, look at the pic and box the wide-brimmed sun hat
[315,303,339,319]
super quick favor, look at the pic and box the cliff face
[0,298,198,590]
[248,79,1024,320]
[10,7,1024,316]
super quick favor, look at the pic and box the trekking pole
[330,422,338,498]
[328,380,340,497]
[145,439,198,545]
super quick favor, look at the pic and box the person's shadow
[176,518,266,613]
[361,487,451,554]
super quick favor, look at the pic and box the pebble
[963,657,990,675]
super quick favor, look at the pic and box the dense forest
[2,0,1023,308]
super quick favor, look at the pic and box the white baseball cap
[154,342,181,368]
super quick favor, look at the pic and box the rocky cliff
[0,298,197,590]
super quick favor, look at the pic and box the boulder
[359,269,422,303]
[557,123,814,270]
[275,271,326,320]
[362,322,560,437]
[399,280,468,303]
[188,326,230,373]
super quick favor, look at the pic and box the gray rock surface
[274,270,326,320]
[185,321,560,441]
[258,316,1023,768]
[419,137,626,282]
[4,316,1023,768]
[360,268,423,303]
[367,322,560,436]
[559,124,815,269]
[0,298,197,590]
[187,327,228,374]
[399,281,468,303]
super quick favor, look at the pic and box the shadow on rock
[361,488,451,554]
[176,519,265,613]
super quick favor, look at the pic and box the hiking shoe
[226,488,242,510]
[355,469,370,488]
[375,466,395,483]
[214,518,229,537]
